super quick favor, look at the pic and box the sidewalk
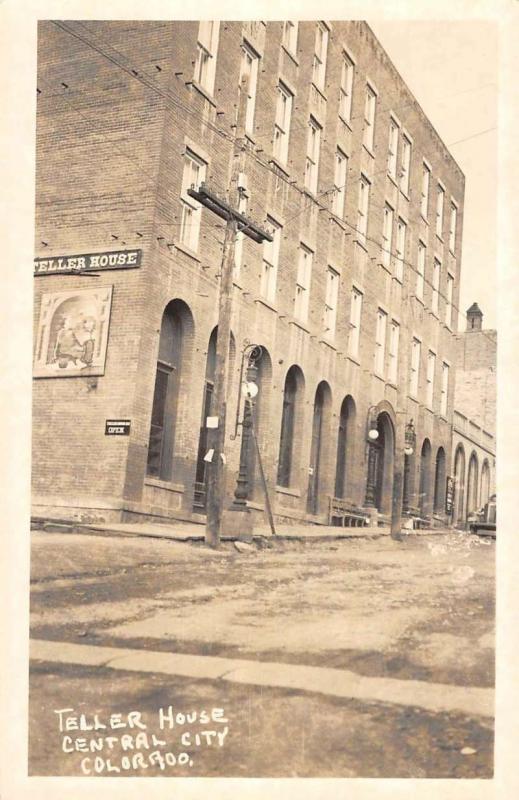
[35,517,454,542]
[30,638,494,719]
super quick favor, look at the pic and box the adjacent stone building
[32,20,466,528]
[451,303,496,527]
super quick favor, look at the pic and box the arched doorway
[466,452,479,519]
[277,365,305,489]
[307,381,332,515]
[364,410,395,515]
[453,444,466,525]
[480,459,490,506]
[147,300,192,481]
[418,439,433,518]
[334,396,356,499]
[433,447,446,515]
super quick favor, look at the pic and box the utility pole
[190,76,272,548]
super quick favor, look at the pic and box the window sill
[144,477,185,493]
[374,372,385,382]
[320,336,336,350]
[354,238,369,253]
[399,189,410,202]
[289,318,310,334]
[413,295,425,306]
[392,275,404,285]
[281,44,299,66]
[338,114,353,132]
[255,296,277,313]
[387,381,398,390]
[408,394,419,403]
[174,241,202,263]
[436,233,444,243]
[268,156,290,177]
[275,485,301,498]
[303,187,319,201]
[311,81,328,102]
[420,214,429,225]
[347,354,361,367]
[362,143,375,159]
[379,261,392,275]
[189,80,217,107]
[387,173,398,188]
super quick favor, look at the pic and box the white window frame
[382,204,393,268]
[374,308,387,377]
[282,21,298,54]
[261,216,282,303]
[363,84,376,152]
[324,266,339,338]
[421,161,431,219]
[449,202,458,253]
[332,149,348,218]
[388,320,400,384]
[445,273,454,329]
[410,337,421,398]
[339,51,354,123]
[432,258,441,316]
[312,21,329,90]
[426,350,436,409]
[304,116,321,194]
[273,82,293,164]
[436,183,445,238]
[239,42,259,136]
[357,174,370,245]
[294,244,313,323]
[400,134,412,195]
[440,362,449,417]
[179,148,207,252]
[395,217,406,282]
[348,286,363,359]
[417,240,426,301]
[194,21,220,95]
[387,117,399,180]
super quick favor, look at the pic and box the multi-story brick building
[451,303,496,527]
[32,20,465,529]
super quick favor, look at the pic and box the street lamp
[402,419,416,514]
[364,406,380,508]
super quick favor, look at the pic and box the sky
[369,20,498,331]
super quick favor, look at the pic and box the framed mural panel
[33,286,113,378]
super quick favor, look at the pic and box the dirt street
[29,530,495,777]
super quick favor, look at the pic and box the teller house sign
[34,249,142,275]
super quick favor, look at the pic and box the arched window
[419,438,433,517]
[277,367,298,488]
[466,452,479,518]
[146,303,184,480]
[433,447,446,513]
[334,396,356,499]
[307,381,332,514]
[481,459,491,506]
[453,444,466,525]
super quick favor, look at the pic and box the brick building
[451,303,496,527]
[32,20,465,529]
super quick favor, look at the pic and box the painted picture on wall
[33,286,113,378]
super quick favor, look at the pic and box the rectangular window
[440,362,449,417]
[332,149,348,218]
[426,350,436,409]
[388,320,400,384]
[449,203,458,253]
[239,43,259,135]
[417,240,426,300]
[324,267,339,338]
[421,162,430,218]
[357,174,370,245]
[387,117,399,180]
[400,134,412,195]
[395,217,406,281]
[273,82,293,164]
[445,273,454,328]
[375,308,387,376]
[363,85,376,151]
[348,287,363,359]
[282,21,298,53]
[294,244,312,322]
[382,204,393,268]
[180,148,207,251]
[194,21,220,95]
[312,22,328,89]
[304,117,321,194]
[432,258,441,315]
[436,184,445,238]
[410,337,421,398]
[233,187,248,279]
[339,52,354,122]
[261,217,282,303]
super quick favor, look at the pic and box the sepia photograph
[2,1,517,797]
